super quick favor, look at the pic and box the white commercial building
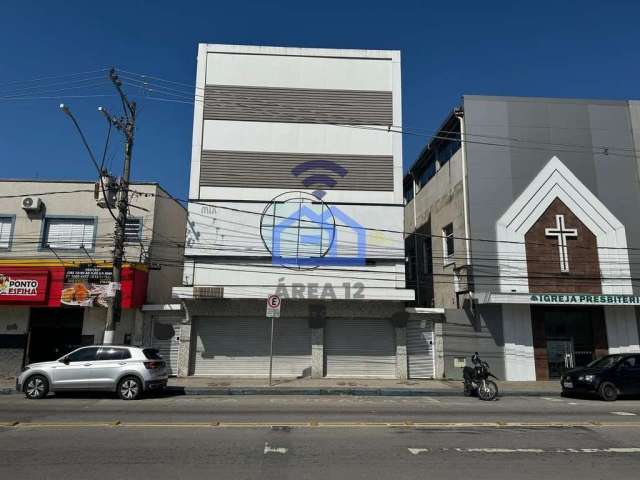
[169,44,425,379]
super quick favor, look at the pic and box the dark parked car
[561,353,640,401]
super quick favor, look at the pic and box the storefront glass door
[546,338,574,379]
[531,306,607,380]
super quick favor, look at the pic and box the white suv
[16,345,168,400]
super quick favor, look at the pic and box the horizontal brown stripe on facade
[200,151,394,191]
[203,85,393,125]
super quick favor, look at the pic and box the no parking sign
[266,294,281,317]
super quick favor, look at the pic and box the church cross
[545,214,578,272]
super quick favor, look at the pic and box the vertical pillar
[132,309,145,345]
[177,301,192,377]
[395,326,408,380]
[311,327,324,378]
[502,304,536,381]
[434,320,445,379]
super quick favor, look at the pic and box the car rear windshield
[143,348,163,360]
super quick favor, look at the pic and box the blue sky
[1,1,639,200]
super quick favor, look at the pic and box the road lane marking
[611,412,637,416]
[408,447,640,455]
[7,420,640,429]
[465,448,545,453]
[264,442,288,454]
[542,397,563,402]
[408,448,430,455]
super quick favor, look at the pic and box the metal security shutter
[407,319,435,379]
[325,318,396,378]
[194,317,311,377]
[151,316,182,376]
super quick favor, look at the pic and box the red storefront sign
[0,265,148,308]
[0,270,50,303]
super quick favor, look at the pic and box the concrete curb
[0,386,561,397]
[170,386,560,397]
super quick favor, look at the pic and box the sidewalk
[2,375,561,396]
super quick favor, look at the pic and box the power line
[0,68,109,89]
[118,69,638,160]
[134,189,640,255]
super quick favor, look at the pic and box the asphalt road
[1,394,640,479]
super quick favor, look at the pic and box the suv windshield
[587,355,623,369]
[143,348,163,360]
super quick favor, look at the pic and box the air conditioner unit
[22,196,43,212]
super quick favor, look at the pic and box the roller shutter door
[150,315,182,376]
[194,317,311,377]
[325,318,396,378]
[407,319,435,379]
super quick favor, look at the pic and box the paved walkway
[166,377,560,396]
[2,375,561,396]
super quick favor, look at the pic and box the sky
[1,0,639,201]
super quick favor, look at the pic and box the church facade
[405,96,640,380]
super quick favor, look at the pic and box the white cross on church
[545,214,578,272]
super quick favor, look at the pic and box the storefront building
[0,180,186,377]
[405,96,640,380]
[0,263,147,374]
[171,44,418,379]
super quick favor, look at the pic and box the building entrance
[531,306,607,380]
[26,308,84,364]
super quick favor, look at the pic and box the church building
[404,95,640,380]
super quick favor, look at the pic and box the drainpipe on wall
[455,108,474,311]
[409,170,421,306]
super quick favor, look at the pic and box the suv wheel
[118,376,142,400]
[24,375,49,400]
[599,381,618,401]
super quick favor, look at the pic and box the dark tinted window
[443,223,454,257]
[588,355,623,369]
[97,348,131,360]
[620,356,640,369]
[143,348,163,360]
[66,347,99,362]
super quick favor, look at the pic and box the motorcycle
[463,352,499,401]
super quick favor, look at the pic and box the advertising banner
[0,271,49,303]
[61,266,113,307]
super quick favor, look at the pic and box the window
[143,348,163,360]
[97,347,131,360]
[620,355,640,369]
[124,218,142,244]
[436,139,461,167]
[403,184,414,205]
[421,238,432,274]
[417,159,437,188]
[0,216,14,249]
[442,223,454,260]
[406,253,415,282]
[66,347,99,362]
[43,218,95,250]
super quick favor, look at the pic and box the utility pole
[100,68,136,344]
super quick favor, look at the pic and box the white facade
[174,44,416,378]
[180,44,409,300]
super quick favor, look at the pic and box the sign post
[266,294,281,386]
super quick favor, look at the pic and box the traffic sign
[266,294,281,317]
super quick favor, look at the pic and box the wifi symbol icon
[291,160,348,199]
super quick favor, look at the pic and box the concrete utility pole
[100,68,136,344]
